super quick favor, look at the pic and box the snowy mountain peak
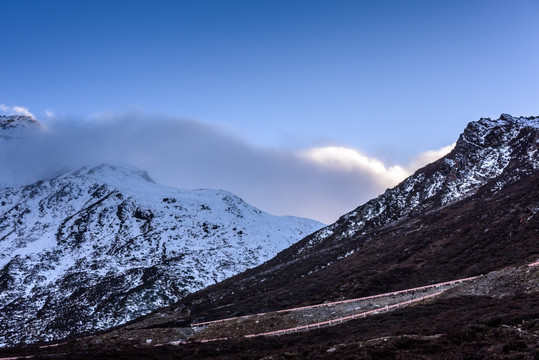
[0,115,42,142]
[72,164,156,185]
[499,113,515,121]
[458,114,539,149]
[496,113,539,124]
[0,115,40,130]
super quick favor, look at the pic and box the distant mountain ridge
[0,116,323,347]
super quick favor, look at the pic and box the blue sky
[1,0,539,222]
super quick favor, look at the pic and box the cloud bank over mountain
[0,112,453,223]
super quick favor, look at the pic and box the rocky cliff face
[0,116,323,347]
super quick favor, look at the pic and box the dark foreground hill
[0,114,538,359]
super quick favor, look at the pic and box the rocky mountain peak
[0,115,40,130]
[0,115,42,141]
[499,113,514,121]
[73,164,156,185]
[456,114,539,150]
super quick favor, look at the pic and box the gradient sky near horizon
[1,0,539,222]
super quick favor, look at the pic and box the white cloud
[12,106,35,118]
[45,110,55,118]
[297,142,455,191]
[297,146,410,188]
[0,104,35,119]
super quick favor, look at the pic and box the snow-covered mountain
[0,115,41,141]
[0,116,324,346]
